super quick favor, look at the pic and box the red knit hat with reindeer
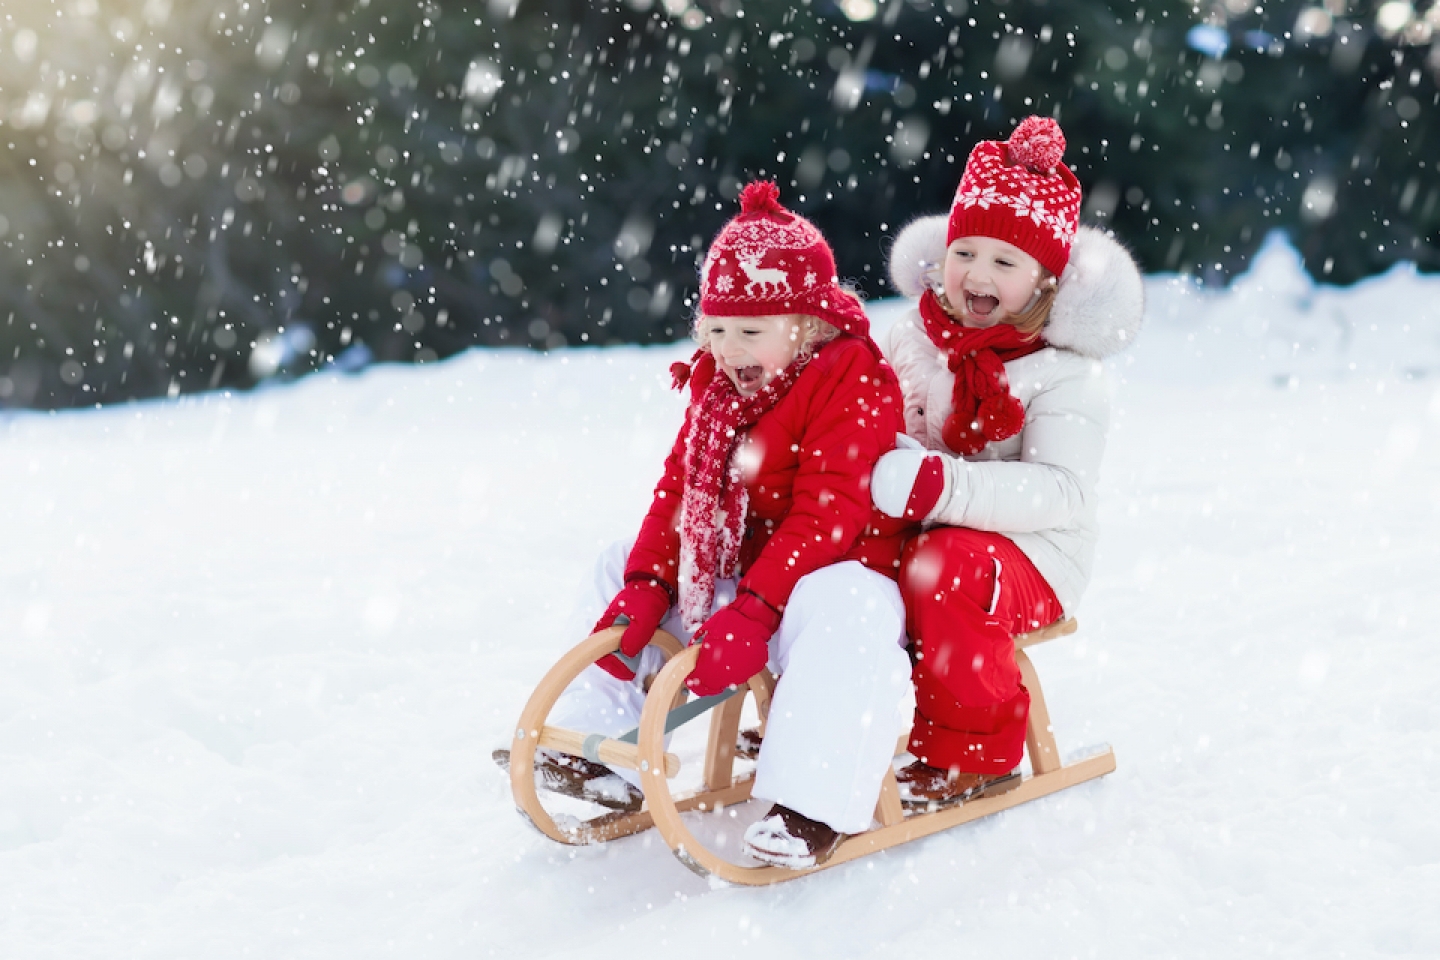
[700,181,870,338]
[948,116,1083,277]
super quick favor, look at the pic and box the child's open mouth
[734,365,765,390]
[966,293,1000,320]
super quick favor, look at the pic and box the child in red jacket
[538,182,914,868]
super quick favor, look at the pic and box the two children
[520,115,1145,863]
[540,182,915,868]
[869,116,1144,804]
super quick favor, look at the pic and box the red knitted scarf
[919,289,1046,456]
[676,350,813,631]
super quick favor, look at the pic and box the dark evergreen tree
[1,0,1435,408]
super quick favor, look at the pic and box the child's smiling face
[703,314,804,395]
[942,235,1045,329]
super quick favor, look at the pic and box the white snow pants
[549,541,913,834]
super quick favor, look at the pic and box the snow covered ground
[2,235,1438,958]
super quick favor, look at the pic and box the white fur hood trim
[887,215,1145,360]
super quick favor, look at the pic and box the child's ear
[1021,275,1058,312]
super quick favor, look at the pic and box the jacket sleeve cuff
[926,454,968,526]
[732,587,784,630]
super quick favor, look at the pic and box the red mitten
[685,591,783,697]
[870,447,950,522]
[593,577,673,681]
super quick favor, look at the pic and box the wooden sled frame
[508,626,776,846]
[507,619,1115,884]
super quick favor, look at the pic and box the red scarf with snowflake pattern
[672,349,814,631]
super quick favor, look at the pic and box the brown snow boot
[895,760,1021,810]
[492,748,644,813]
[742,804,846,869]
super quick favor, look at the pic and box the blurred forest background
[0,0,1436,408]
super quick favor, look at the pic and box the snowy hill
[2,236,1437,958]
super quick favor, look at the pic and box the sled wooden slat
[1016,616,1077,649]
[702,686,745,791]
[873,768,905,828]
[1016,649,1059,775]
[1013,617,1075,775]
[536,725,681,778]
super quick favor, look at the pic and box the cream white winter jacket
[882,217,1145,616]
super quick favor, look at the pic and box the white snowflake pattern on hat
[958,185,1005,210]
[945,117,1083,276]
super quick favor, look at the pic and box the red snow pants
[900,527,1064,775]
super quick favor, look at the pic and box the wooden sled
[506,618,1114,884]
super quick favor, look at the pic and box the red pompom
[738,180,784,216]
[978,393,1026,441]
[1006,116,1066,173]
[941,414,987,457]
[669,361,692,391]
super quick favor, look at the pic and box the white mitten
[871,443,953,522]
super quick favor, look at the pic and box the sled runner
[505,619,1114,884]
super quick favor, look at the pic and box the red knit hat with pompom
[699,181,870,339]
[946,116,1083,277]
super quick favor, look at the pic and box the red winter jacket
[625,335,914,615]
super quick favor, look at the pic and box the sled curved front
[507,626,686,845]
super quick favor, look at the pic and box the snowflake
[1011,193,1051,228]
[715,274,734,293]
[958,185,1004,210]
[803,270,817,287]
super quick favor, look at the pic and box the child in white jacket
[869,116,1145,805]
